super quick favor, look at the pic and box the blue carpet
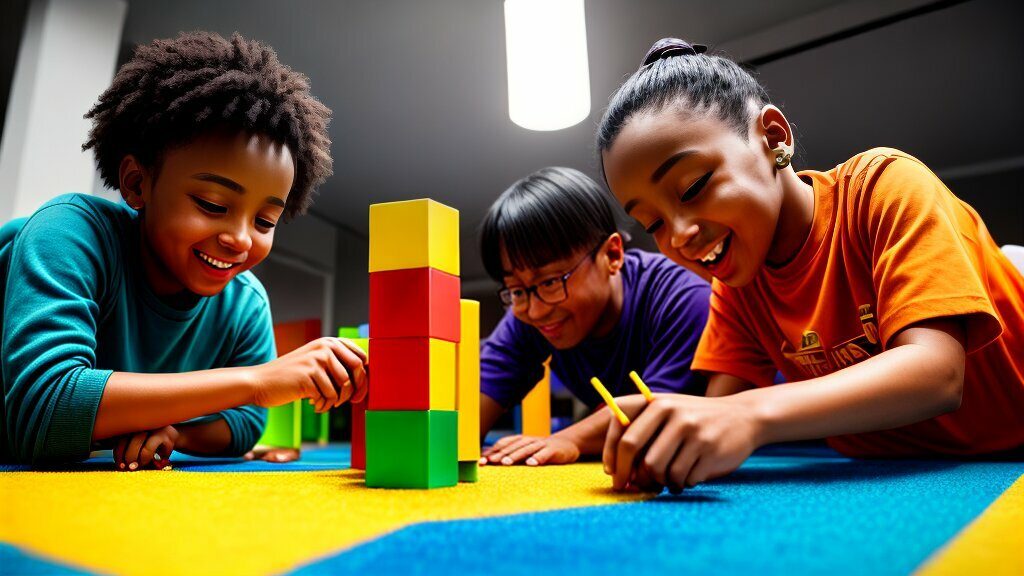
[289,446,1024,576]
[0,543,92,575]
[0,445,349,472]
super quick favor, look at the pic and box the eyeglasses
[498,243,602,310]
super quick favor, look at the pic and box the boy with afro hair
[0,32,367,467]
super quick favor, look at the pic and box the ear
[756,104,794,157]
[118,155,150,211]
[602,232,626,275]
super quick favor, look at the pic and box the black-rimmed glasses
[498,243,602,310]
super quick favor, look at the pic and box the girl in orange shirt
[597,38,1024,493]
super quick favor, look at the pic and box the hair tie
[641,38,707,67]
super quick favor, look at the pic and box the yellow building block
[369,199,460,275]
[521,357,552,437]
[456,299,480,461]
[430,338,457,410]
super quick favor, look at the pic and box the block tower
[365,199,461,489]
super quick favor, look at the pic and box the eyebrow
[192,173,286,208]
[651,150,696,184]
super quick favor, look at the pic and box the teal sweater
[0,194,275,464]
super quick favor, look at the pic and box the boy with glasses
[478,167,710,466]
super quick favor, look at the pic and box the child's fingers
[501,440,544,465]
[327,352,353,407]
[124,432,148,471]
[337,337,368,364]
[525,445,557,466]
[612,407,667,490]
[642,420,686,487]
[485,434,521,455]
[310,366,338,412]
[137,432,168,468]
[602,406,628,476]
[114,436,129,470]
[330,339,366,405]
[487,436,533,463]
[668,441,702,491]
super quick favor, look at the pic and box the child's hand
[480,434,580,467]
[114,425,179,471]
[250,337,368,412]
[602,394,762,493]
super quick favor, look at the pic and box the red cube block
[369,267,460,342]
[350,399,366,470]
[368,337,456,411]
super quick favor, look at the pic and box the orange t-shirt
[692,148,1024,457]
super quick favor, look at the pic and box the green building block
[258,401,301,448]
[366,410,457,489]
[301,402,330,445]
[458,460,479,483]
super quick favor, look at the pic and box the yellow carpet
[917,474,1024,575]
[0,464,645,575]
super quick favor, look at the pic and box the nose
[668,218,701,257]
[218,220,252,254]
[525,291,554,321]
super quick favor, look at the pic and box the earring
[773,144,793,170]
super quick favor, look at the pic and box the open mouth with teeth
[698,234,731,269]
[194,249,239,271]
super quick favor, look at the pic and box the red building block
[350,399,366,469]
[369,267,460,342]
[368,337,456,411]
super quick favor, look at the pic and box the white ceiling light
[504,0,591,131]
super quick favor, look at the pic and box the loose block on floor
[368,337,456,410]
[369,267,460,342]
[365,410,458,489]
[259,400,301,448]
[456,299,480,461]
[368,199,459,275]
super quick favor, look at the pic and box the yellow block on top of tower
[369,199,459,275]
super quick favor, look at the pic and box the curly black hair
[83,31,332,218]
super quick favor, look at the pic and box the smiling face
[602,107,786,287]
[120,130,294,298]
[501,235,624,350]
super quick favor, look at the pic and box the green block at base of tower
[365,410,458,489]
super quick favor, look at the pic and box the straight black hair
[596,38,770,161]
[480,167,617,282]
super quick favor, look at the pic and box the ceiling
[119,0,1023,282]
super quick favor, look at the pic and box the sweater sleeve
[2,202,117,464]
[215,277,275,456]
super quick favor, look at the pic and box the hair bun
[641,38,707,67]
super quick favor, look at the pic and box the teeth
[198,251,234,269]
[700,240,725,263]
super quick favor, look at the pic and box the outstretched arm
[604,318,965,491]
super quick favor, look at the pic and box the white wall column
[0,0,127,220]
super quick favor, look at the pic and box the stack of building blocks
[259,319,322,449]
[365,199,461,489]
[520,356,552,437]
[456,299,481,482]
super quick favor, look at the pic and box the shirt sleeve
[860,155,1001,351]
[2,202,116,464]
[691,280,779,388]
[480,311,548,410]
[641,275,711,395]
[211,282,275,457]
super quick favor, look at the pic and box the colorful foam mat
[1,444,1021,575]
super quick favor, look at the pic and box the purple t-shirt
[481,249,711,410]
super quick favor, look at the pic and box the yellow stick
[590,377,630,426]
[628,371,655,402]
